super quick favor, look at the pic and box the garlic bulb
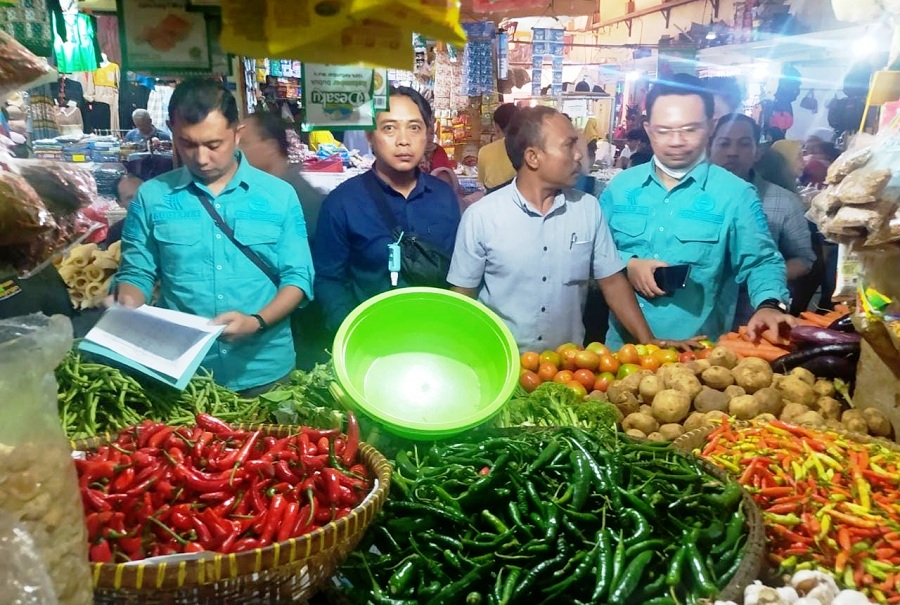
[831,590,874,605]
[745,582,789,605]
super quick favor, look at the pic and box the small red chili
[90,539,113,563]
[111,467,136,492]
[342,413,360,466]
[479,466,491,476]
[258,494,287,546]
[322,468,342,505]
[184,542,205,553]
[146,426,175,449]
[316,437,330,456]
[277,501,301,543]
[196,413,235,436]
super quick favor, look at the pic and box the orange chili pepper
[838,526,853,551]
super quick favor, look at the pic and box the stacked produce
[56,242,120,309]
[715,570,873,604]
[339,427,751,603]
[57,350,342,439]
[78,414,368,561]
[694,418,900,603]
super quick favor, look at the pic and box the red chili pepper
[314,505,333,525]
[337,485,358,508]
[77,458,119,482]
[137,423,167,448]
[342,412,360,467]
[259,494,287,546]
[146,426,175,449]
[219,531,238,554]
[323,468,341,505]
[116,535,144,557]
[274,460,300,483]
[232,537,262,552]
[277,501,301,542]
[90,539,113,563]
[334,438,346,456]
[302,428,341,442]
[244,459,275,477]
[191,515,214,547]
[193,431,215,461]
[174,464,247,492]
[302,454,329,472]
[294,503,312,535]
[765,502,799,515]
[349,464,367,479]
[316,437,331,456]
[211,430,261,471]
[198,491,230,502]
[334,507,352,520]
[248,479,268,514]
[82,488,113,512]
[184,542,205,553]
[196,413,236,435]
[298,433,318,457]
[111,466,136,492]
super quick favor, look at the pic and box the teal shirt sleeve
[729,187,790,308]
[114,189,159,302]
[598,188,631,265]
[276,190,315,303]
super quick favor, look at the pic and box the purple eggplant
[789,325,861,348]
[772,343,860,374]
[827,313,856,333]
[800,355,858,381]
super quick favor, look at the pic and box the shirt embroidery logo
[692,195,716,212]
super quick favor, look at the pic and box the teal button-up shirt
[600,161,788,348]
[116,152,314,391]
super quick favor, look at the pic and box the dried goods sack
[825,145,872,184]
[833,168,892,205]
[0,171,55,246]
[827,204,884,230]
[0,31,52,100]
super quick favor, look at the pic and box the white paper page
[84,305,225,379]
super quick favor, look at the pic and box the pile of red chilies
[77,412,368,562]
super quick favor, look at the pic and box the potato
[658,423,685,440]
[731,364,773,394]
[813,379,836,398]
[661,366,694,386]
[708,346,739,369]
[667,373,703,401]
[863,408,892,438]
[588,390,610,402]
[694,387,730,414]
[651,390,692,423]
[619,370,651,393]
[825,419,843,431]
[739,357,773,373]
[640,404,653,415]
[646,432,667,442]
[729,395,760,420]
[795,410,826,427]
[724,385,747,399]
[815,396,842,420]
[683,411,709,433]
[607,382,636,405]
[613,393,640,417]
[753,388,784,417]
[622,412,659,435]
[844,417,869,434]
[771,373,786,388]
[842,409,865,423]
[639,375,662,405]
[778,376,817,407]
[789,367,816,386]
[625,429,647,439]
[781,402,810,423]
[705,410,729,424]
[685,360,711,375]
[701,366,734,390]
[755,413,777,423]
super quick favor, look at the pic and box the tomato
[639,355,661,372]
[586,341,610,356]
[618,344,640,365]
[593,371,615,392]
[695,347,713,360]
[679,351,697,363]
[634,344,649,357]
[553,370,575,384]
[645,344,661,354]
[537,362,558,382]
[519,371,542,392]
[566,380,588,398]
[696,339,716,349]
[574,350,601,372]
[539,350,561,368]
[555,342,581,356]
[573,369,596,391]
[560,348,579,371]
[520,351,540,372]
[616,363,642,380]
[652,349,679,365]
[598,354,620,375]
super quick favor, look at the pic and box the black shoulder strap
[362,170,403,234]
[195,190,280,287]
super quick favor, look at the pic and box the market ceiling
[459,0,600,20]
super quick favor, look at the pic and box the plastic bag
[0,513,58,605]
[0,171,56,246]
[9,159,97,215]
[0,31,54,100]
[0,315,92,605]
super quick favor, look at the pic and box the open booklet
[79,305,225,390]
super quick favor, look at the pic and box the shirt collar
[370,165,430,198]
[509,178,567,216]
[173,151,251,194]
[640,158,712,190]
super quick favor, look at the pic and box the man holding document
[113,79,314,395]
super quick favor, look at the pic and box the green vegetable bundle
[495,382,619,431]
[338,427,750,604]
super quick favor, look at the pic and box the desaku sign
[301,63,379,132]
[470,0,546,13]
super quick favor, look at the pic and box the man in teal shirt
[115,79,314,394]
[600,74,793,348]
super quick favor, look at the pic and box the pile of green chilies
[338,427,749,605]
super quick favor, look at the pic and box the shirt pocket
[608,210,648,238]
[154,222,202,278]
[234,219,280,263]
[563,240,593,285]
[673,222,720,263]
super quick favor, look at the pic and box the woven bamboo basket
[72,424,392,605]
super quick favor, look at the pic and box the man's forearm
[786,258,812,281]
[598,273,654,343]
[451,285,478,299]
[114,283,147,307]
[258,286,304,325]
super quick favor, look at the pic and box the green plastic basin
[331,287,519,440]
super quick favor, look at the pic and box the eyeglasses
[647,124,707,139]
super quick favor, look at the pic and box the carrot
[800,311,833,327]
[717,340,788,362]
[834,303,851,315]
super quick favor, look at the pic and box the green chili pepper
[608,550,654,604]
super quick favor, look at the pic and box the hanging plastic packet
[832,243,861,300]
[387,231,403,287]
[276,20,414,69]
[349,0,466,46]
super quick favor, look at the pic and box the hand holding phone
[653,264,691,295]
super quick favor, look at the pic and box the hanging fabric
[52,11,100,73]
[0,0,62,57]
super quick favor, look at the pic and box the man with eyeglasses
[600,74,794,348]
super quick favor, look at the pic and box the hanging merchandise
[496,30,508,81]
[433,49,465,111]
[52,11,101,74]
[301,63,377,132]
[0,0,59,57]
[220,0,464,68]
[462,21,494,97]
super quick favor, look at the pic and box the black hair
[711,113,761,144]
[168,78,239,127]
[645,73,714,122]
[505,105,558,171]
[626,128,650,144]
[587,139,598,156]
[702,76,741,112]
[244,111,291,157]
[388,86,433,124]
[493,103,517,132]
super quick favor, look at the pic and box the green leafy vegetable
[495,382,617,431]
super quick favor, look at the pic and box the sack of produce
[0,170,56,246]
[0,31,53,100]
[0,315,92,605]
[10,158,97,215]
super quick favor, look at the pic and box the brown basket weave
[72,424,392,605]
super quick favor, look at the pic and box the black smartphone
[654,265,691,295]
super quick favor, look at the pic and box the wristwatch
[756,298,789,313]
[250,313,269,333]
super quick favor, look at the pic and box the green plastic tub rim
[331,287,520,440]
